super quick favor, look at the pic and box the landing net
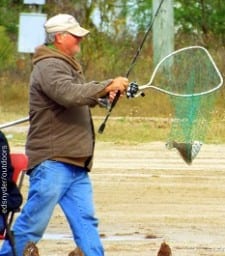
[164,47,223,164]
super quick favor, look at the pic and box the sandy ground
[1,141,225,256]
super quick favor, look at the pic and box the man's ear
[55,33,63,43]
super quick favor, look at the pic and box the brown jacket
[26,45,111,171]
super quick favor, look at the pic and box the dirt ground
[2,141,225,256]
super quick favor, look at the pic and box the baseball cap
[44,14,89,37]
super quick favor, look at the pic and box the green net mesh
[168,94,216,143]
[166,93,217,164]
[128,46,223,164]
[157,47,223,164]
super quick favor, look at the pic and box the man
[0,13,128,256]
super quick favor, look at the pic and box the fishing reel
[126,82,145,98]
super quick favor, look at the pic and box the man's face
[55,33,83,57]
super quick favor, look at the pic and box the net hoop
[140,46,223,97]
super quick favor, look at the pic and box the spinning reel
[126,82,145,98]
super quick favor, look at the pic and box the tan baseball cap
[44,14,89,37]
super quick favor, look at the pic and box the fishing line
[98,0,165,134]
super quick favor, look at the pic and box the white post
[152,0,174,66]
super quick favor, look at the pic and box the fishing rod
[0,117,29,130]
[98,0,165,134]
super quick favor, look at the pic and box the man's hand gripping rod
[97,82,143,133]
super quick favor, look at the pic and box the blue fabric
[0,215,5,235]
[0,160,104,256]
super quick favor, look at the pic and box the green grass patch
[2,117,225,149]
[94,117,170,144]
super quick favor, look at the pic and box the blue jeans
[0,160,104,256]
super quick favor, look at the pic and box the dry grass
[1,116,225,149]
[0,82,28,121]
[0,82,225,146]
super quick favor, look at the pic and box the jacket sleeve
[34,58,112,108]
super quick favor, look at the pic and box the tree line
[0,0,224,116]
